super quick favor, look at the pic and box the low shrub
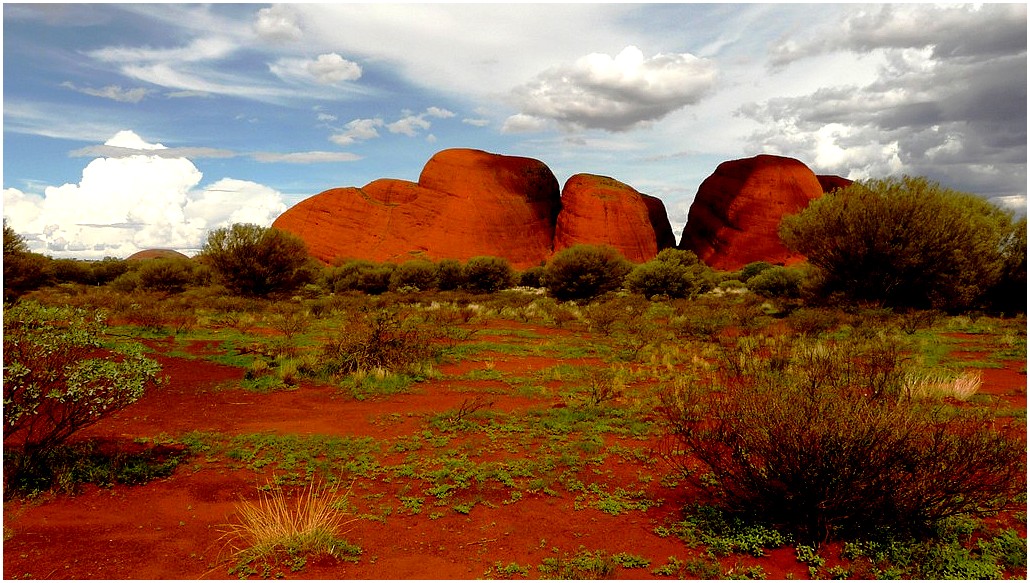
[220,480,359,576]
[746,265,807,299]
[517,265,546,288]
[624,249,714,300]
[435,259,465,291]
[389,260,438,292]
[4,302,163,487]
[659,337,1026,544]
[314,309,440,378]
[462,256,514,294]
[543,245,632,302]
[136,257,211,293]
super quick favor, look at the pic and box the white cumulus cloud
[329,118,384,146]
[2,130,287,259]
[253,5,304,41]
[270,53,362,85]
[509,46,718,132]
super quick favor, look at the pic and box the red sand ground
[3,325,1026,579]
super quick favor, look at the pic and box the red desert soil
[3,324,1026,580]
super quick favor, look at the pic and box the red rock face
[678,154,825,271]
[817,174,854,193]
[125,249,191,261]
[273,149,561,269]
[554,174,674,262]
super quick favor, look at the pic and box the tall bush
[201,224,315,297]
[780,176,1016,310]
[543,245,632,302]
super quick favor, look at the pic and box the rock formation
[678,154,825,271]
[274,148,835,272]
[125,249,190,261]
[272,149,561,269]
[554,174,675,262]
[817,174,854,193]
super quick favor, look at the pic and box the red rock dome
[273,149,561,269]
[554,174,674,262]
[678,154,825,271]
[125,249,190,261]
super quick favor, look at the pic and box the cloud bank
[2,131,287,259]
[743,4,1027,206]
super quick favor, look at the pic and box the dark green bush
[435,259,465,291]
[327,260,395,295]
[462,256,514,294]
[200,223,316,297]
[543,245,632,302]
[3,222,51,301]
[136,257,210,293]
[625,249,714,300]
[389,260,438,292]
[736,261,774,283]
[517,265,546,288]
[47,259,94,285]
[780,176,1018,310]
[985,216,1027,314]
[747,265,807,299]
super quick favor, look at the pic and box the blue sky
[3,3,1026,258]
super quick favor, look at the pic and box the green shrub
[3,221,51,301]
[136,257,210,293]
[543,245,632,302]
[201,223,316,297]
[747,265,806,299]
[625,249,714,300]
[985,215,1027,314]
[3,302,163,485]
[435,259,465,291]
[736,261,774,283]
[389,260,438,292]
[780,176,1018,310]
[659,336,1026,544]
[462,256,514,294]
[326,260,394,295]
[47,259,94,285]
[517,265,546,288]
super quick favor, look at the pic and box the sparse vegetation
[2,189,1025,579]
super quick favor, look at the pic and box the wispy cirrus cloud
[250,151,361,164]
[60,81,152,103]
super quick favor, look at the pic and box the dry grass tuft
[219,479,355,566]
[903,370,982,401]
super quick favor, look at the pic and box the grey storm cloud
[745,4,1026,202]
